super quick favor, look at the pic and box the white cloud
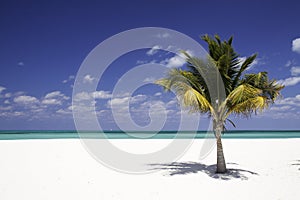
[154,92,162,96]
[73,92,92,101]
[139,49,194,69]
[4,93,12,98]
[292,38,300,54]
[270,105,292,111]
[143,77,156,83]
[140,99,179,118]
[18,62,24,66]
[136,60,147,65]
[263,110,300,120]
[0,106,12,111]
[277,65,300,86]
[14,95,39,104]
[73,90,109,118]
[160,50,194,68]
[146,45,161,56]
[1,90,72,119]
[56,109,70,115]
[107,94,147,108]
[41,99,62,105]
[139,100,170,116]
[14,91,26,96]
[44,91,69,100]
[278,76,300,86]
[45,91,60,99]
[131,94,147,103]
[276,94,300,106]
[41,91,69,105]
[166,98,178,107]
[56,106,73,115]
[251,59,258,66]
[0,86,6,94]
[291,66,300,76]
[108,97,130,107]
[71,102,96,115]
[13,111,24,116]
[163,55,186,68]
[105,94,178,127]
[74,90,112,101]
[156,32,170,38]
[83,74,96,84]
[285,60,296,67]
[93,91,112,99]
[5,111,24,117]
[68,105,74,111]
[136,59,157,65]
[237,56,260,70]
[285,60,292,67]
[107,95,147,121]
[62,75,75,84]
[73,91,181,126]
[238,57,247,64]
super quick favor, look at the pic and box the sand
[0,138,299,200]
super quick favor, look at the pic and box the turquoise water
[0,130,300,140]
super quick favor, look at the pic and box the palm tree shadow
[291,160,300,171]
[149,162,258,180]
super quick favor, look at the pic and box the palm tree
[156,35,284,173]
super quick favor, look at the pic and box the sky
[0,0,300,130]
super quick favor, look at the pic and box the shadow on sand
[149,162,258,180]
[291,160,300,171]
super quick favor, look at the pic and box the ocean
[0,130,300,140]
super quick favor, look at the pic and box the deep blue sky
[0,0,300,130]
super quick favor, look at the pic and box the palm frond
[156,34,284,128]
[201,35,241,95]
[242,72,284,102]
[226,83,261,105]
[228,96,269,116]
[181,87,212,113]
[226,118,236,128]
[155,78,172,91]
[232,54,257,88]
[155,68,213,114]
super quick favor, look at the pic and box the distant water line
[0,130,300,140]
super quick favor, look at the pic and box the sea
[0,130,300,140]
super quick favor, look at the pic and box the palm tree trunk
[216,135,227,173]
[215,121,227,173]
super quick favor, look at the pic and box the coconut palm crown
[155,35,284,173]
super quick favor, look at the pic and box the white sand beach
[0,139,299,200]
